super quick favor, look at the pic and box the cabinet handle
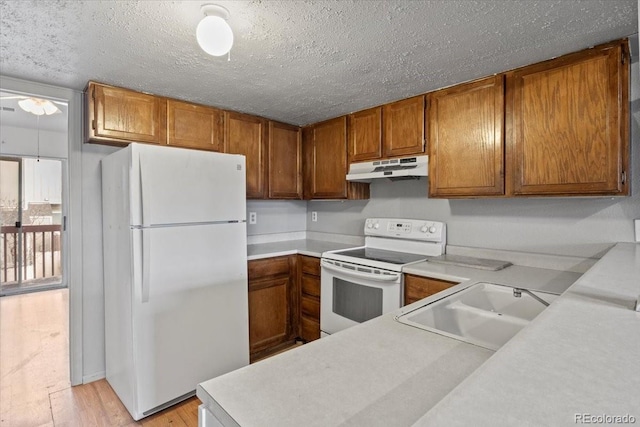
[621,171,626,184]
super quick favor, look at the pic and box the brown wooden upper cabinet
[383,95,426,158]
[348,98,426,163]
[166,100,224,152]
[224,112,268,199]
[428,75,505,198]
[507,39,629,196]
[348,107,383,162]
[303,116,369,200]
[268,121,302,199]
[86,82,166,146]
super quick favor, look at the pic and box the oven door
[320,258,402,335]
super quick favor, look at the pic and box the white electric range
[320,218,446,336]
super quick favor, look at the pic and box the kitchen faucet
[513,288,550,307]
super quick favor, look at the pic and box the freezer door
[131,222,249,417]
[130,144,246,226]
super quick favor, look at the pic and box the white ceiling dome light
[196,4,233,58]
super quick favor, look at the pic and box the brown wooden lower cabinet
[247,256,298,361]
[404,274,457,306]
[298,255,321,342]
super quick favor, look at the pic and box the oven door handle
[321,260,401,282]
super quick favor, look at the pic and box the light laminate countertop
[403,261,581,295]
[197,309,493,426]
[197,242,640,426]
[247,239,357,260]
[414,242,640,426]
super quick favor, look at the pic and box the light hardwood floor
[0,289,200,426]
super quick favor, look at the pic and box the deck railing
[1,224,62,284]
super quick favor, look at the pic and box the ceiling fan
[0,95,65,115]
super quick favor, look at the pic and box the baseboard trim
[83,371,106,384]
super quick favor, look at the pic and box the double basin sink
[395,282,558,350]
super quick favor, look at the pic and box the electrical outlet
[312,211,318,222]
[249,212,257,224]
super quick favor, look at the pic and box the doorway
[0,86,77,414]
[1,77,82,386]
[1,156,65,295]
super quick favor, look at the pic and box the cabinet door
[224,112,268,199]
[348,107,382,162]
[268,121,302,199]
[89,82,166,145]
[429,75,505,198]
[167,100,223,151]
[383,95,425,158]
[508,40,629,196]
[248,257,297,358]
[307,116,349,199]
[304,117,369,200]
[404,275,457,306]
[248,276,291,354]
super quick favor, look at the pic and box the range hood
[346,155,428,182]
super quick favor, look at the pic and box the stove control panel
[364,218,446,242]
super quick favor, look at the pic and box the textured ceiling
[0,0,637,126]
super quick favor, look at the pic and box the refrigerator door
[130,144,246,227]
[131,222,249,417]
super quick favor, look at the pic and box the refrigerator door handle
[141,229,151,303]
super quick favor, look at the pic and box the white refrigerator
[101,143,249,420]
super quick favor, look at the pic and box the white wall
[80,143,118,380]
[307,34,640,259]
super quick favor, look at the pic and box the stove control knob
[373,223,380,229]
[420,225,429,233]
[429,226,437,233]
[367,222,374,229]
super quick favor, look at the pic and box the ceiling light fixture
[17,97,60,116]
[196,4,233,59]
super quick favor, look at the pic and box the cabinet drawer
[301,295,320,319]
[248,256,291,281]
[300,255,320,276]
[300,315,320,342]
[301,275,320,297]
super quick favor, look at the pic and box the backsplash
[306,172,640,259]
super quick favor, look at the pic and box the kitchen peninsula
[197,242,640,426]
